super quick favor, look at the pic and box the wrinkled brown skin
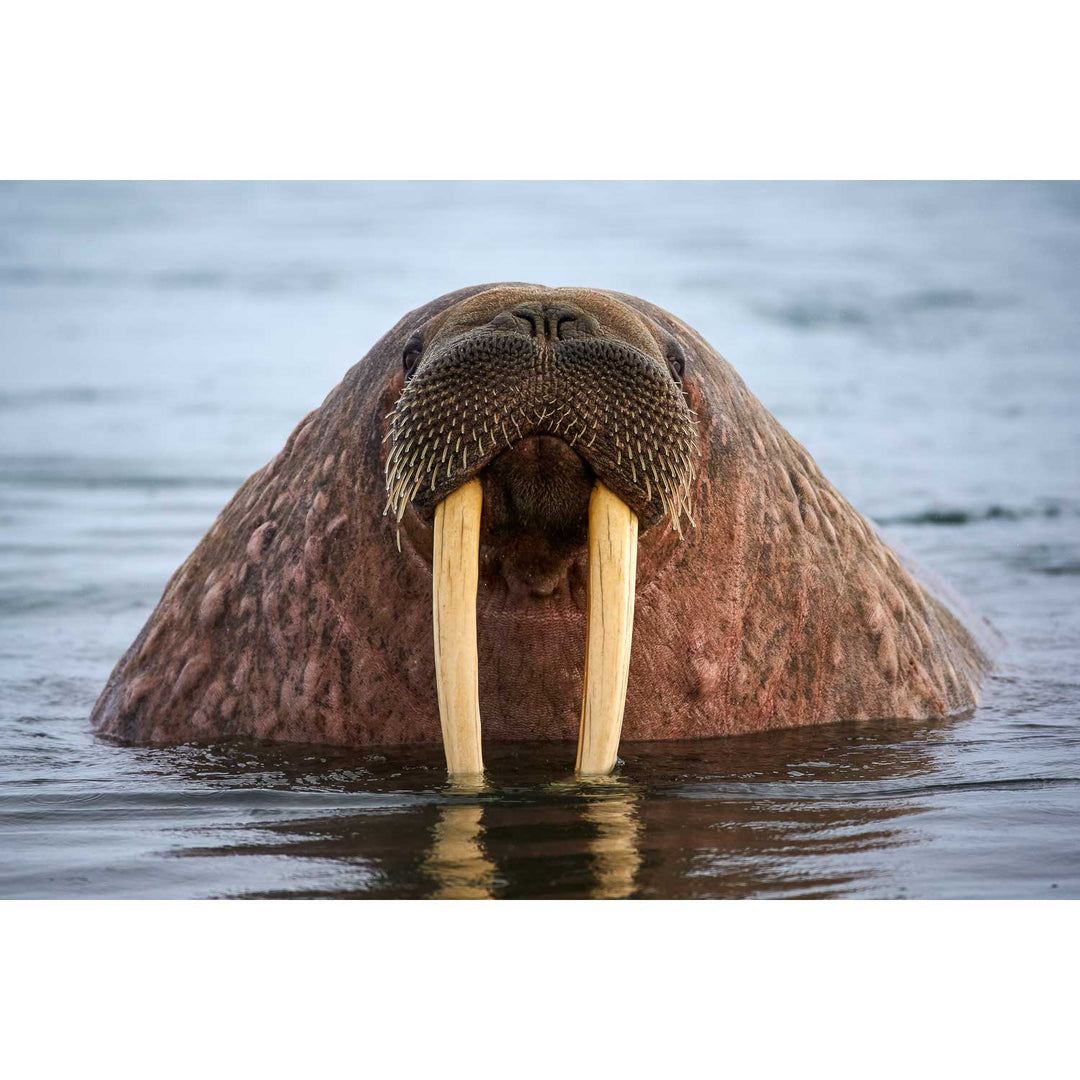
[92,284,991,747]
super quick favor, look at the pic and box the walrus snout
[384,321,698,530]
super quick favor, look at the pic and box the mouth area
[395,433,597,607]
[479,434,593,603]
[485,434,593,535]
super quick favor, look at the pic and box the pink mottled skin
[91,284,990,747]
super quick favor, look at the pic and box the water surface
[1,182,1077,898]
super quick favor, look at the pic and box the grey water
[1,181,1077,899]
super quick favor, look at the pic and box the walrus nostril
[506,302,594,341]
[554,312,576,338]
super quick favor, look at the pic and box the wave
[875,499,1079,526]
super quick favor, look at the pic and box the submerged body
[91,285,990,759]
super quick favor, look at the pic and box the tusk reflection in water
[581,777,643,900]
[423,778,497,900]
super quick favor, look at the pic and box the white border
[2,2,1078,178]
[3,901,1076,1077]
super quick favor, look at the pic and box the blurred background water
[0,181,1077,898]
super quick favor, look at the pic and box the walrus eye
[402,331,425,380]
[665,338,686,383]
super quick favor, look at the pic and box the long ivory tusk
[432,478,484,775]
[576,481,638,775]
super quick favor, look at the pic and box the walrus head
[383,286,700,775]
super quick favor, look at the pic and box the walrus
[91,283,990,774]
